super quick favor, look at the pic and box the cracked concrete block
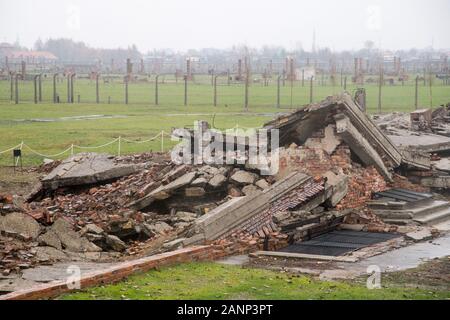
[230,170,257,185]
[37,230,62,250]
[0,212,41,240]
[42,153,139,190]
[51,219,102,253]
[255,179,270,190]
[242,185,261,196]
[335,115,392,181]
[185,187,206,197]
[105,235,126,252]
[208,174,226,188]
[191,177,207,187]
[323,171,349,207]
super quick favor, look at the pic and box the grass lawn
[60,261,450,300]
[0,77,449,166]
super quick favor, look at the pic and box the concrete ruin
[41,153,140,191]
[2,93,450,295]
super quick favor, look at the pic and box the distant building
[6,50,58,63]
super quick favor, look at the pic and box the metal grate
[280,230,400,256]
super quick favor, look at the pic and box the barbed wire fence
[1,73,448,111]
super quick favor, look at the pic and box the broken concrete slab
[191,177,207,187]
[0,212,41,240]
[34,246,69,263]
[143,221,173,236]
[264,93,403,169]
[128,171,197,210]
[190,172,315,242]
[42,153,139,190]
[242,184,261,196]
[255,179,270,190]
[79,224,104,236]
[323,171,349,207]
[185,187,206,197]
[335,114,392,181]
[51,219,101,253]
[387,128,450,153]
[37,231,62,250]
[105,235,126,252]
[175,212,197,223]
[230,170,258,185]
[208,174,226,188]
[405,229,433,242]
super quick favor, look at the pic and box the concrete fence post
[415,75,419,110]
[38,74,42,102]
[277,74,281,108]
[70,73,76,103]
[155,74,160,105]
[34,75,39,104]
[53,73,58,103]
[378,66,383,113]
[10,73,14,101]
[309,77,313,104]
[96,74,100,104]
[14,74,19,104]
[184,75,188,106]
[244,70,249,111]
[213,75,219,106]
[124,76,129,105]
[67,73,71,103]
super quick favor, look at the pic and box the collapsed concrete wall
[188,172,323,242]
[335,114,392,181]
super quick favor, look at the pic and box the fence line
[0,131,171,160]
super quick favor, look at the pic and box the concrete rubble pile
[372,103,450,189]
[1,93,448,279]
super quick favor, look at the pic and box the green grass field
[60,262,450,300]
[0,76,449,166]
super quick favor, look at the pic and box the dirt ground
[380,257,450,291]
[0,166,41,197]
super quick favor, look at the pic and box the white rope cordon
[0,132,171,159]
[72,138,120,149]
[121,132,162,144]
[22,143,72,158]
[0,144,22,155]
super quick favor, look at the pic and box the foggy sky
[1,0,449,52]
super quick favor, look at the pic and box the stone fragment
[242,185,260,196]
[208,174,226,188]
[105,235,127,252]
[37,231,62,250]
[185,187,206,197]
[42,153,139,190]
[255,179,270,190]
[230,170,257,185]
[0,212,41,240]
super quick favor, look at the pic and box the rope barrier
[22,143,72,158]
[0,131,169,159]
[0,143,22,155]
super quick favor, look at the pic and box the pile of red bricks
[337,166,387,210]
[279,145,352,178]
[211,231,289,259]
[389,174,429,193]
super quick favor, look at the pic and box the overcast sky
[1,0,449,52]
